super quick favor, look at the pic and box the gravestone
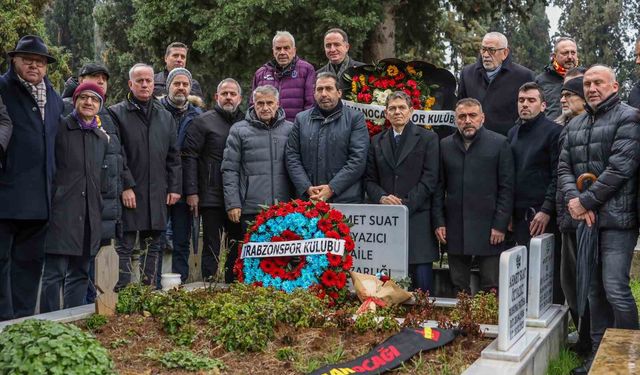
[527,233,561,327]
[331,204,409,278]
[95,245,119,316]
[482,246,539,361]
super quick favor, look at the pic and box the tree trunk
[364,2,398,62]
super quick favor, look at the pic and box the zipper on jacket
[269,129,275,204]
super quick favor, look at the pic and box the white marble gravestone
[482,246,539,362]
[526,233,561,327]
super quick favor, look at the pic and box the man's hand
[490,228,505,245]
[309,184,333,202]
[579,210,596,227]
[568,197,587,219]
[435,227,447,244]
[228,208,241,223]
[307,186,321,198]
[166,193,181,206]
[380,195,403,205]
[122,188,136,209]
[529,212,550,236]
[187,194,199,217]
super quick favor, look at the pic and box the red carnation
[412,89,421,98]
[281,230,301,241]
[271,235,283,242]
[344,237,355,251]
[327,254,342,267]
[328,291,339,300]
[272,268,286,279]
[326,230,340,239]
[259,259,276,274]
[395,72,406,80]
[273,257,289,266]
[337,222,350,235]
[335,272,347,289]
[361,85,370,93]
[352,75,359,82]
[321,270,339,287]
[412,98,422,109]
[318,218,333,232]
[328,209,343,222]
[304,209,319,218]
[252,281,263,287]
[407,79,418,89]
[342,255,353,270]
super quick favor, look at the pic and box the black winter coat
[0,65,63,220]
[457,54,535,136]
[109,96,182,232]
[630,80,640,109]
[557,94,640,230]
[182,105,245,208]
[535,66,564,120]
[0,96,11,168]
[365,122,440,264]
[507,113,562,214]
[285,105,369,203]
[45,115,109,256]
[63,100,124,242]
[433,127,515,256]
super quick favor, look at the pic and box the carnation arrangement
[234,199,355,304]
[347,61,438,137]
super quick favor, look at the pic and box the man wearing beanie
[40,83,109,312]
[109,63,182,290]
[0,35,64,320]
[160,68,202,282]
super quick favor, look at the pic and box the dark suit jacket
[365,122,440,264]
[433,126,514,256]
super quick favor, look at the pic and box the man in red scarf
[535,37,579,120]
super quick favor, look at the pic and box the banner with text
[241,238,345,259]
[343,100,456,128]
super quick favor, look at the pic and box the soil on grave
[77,314,491,375]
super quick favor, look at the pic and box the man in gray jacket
[222,85,294,231]
[285,72,369,203]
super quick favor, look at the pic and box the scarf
[552,58,567,77]
[486,64,502,81]
[315,99,343,118]
[72,109,100,130]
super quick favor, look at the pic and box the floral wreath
[234,199,354,303]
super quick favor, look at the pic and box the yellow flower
[386,65,399,77]
[406,65,417,75]
[351,81,357,94]
[359,75,366,85]
[424,96,436,110]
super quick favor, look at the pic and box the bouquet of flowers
[347,60,439,137]
[234,199,355,305]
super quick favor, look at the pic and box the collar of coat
[309,102,344,122]
[584,93,620,116]
[453,125,486,150]
[63,113,109,140]
[213,104,244,124]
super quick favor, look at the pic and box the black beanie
[562,76,585,100]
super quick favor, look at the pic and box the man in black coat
[535,37,579,120]
[316,28,364,91]
[508,82,564,304]
[110,63,182,290]
[457,32,535,136]
[182,78,244,282]
[153,42,204,101]
[557,65,640,374]
[0,35,63,320]
[433,98,514,294]
[365,91,439,293]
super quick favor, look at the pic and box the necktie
[394,134,401,146]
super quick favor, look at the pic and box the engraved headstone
[498,245,528,351]
[527,233,561,327]
[331,204,409,278]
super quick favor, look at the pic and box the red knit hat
[73,82,105,110]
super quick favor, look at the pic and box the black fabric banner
[309,327,459,375]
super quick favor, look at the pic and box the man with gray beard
[160,68,202,282]
[182,78,244,282]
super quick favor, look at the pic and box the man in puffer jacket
[557,64,640,374]
[251,31,315,122]
[222,85,293,232]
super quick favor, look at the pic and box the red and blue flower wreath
[234,199,354,302]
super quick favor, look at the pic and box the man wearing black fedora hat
[0,35,64,320]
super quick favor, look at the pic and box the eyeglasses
[16,55,47,67]
[480,46,506,55]
[77,94,100,103]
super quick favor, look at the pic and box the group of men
[0,28,639,374]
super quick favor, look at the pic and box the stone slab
[482,331,540,362]
[590,329,640,375]
[0,303,95,333]
[331,203,409,278]
[527,234,554,319]
[526,304,562,328]
[498,246,528,351]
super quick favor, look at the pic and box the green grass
[546,348,581,375]
[631,278,640,312]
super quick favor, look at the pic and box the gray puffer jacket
[285,103,369,203]
[222,107,294,214]
[557,94,640,230]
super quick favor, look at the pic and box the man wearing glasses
[457,32,535,136]
[0,35,64,320]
